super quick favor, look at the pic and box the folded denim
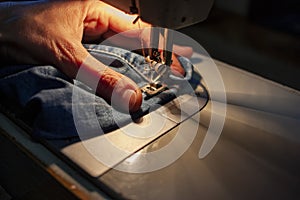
[0,44,196,140]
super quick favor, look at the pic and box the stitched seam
[86,48,149,82]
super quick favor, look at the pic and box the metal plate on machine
[61,92,207,177]
[61,110,177,177]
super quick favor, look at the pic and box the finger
[173,45,193,58]
[84,1,150,39]
[102,69,143,113]
[171,46,194,77]
[79,54,142,112]
[102,5,151,34]
[170,55,186,77]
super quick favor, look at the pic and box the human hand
[0,0,192,112]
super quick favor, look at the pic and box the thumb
[76,53,142,113]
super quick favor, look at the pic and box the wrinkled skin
[0,0,193,112]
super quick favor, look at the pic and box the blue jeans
[0,44,198,140]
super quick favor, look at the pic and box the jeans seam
[86,48,149,83]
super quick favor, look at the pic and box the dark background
[180,0,300,90]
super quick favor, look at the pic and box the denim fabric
[0,44,196,140]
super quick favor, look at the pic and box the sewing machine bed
[1,58,300,199]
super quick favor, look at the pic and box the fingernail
[122,89,142,113]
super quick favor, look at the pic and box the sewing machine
[102,0,214,78]
[103,0,214,28]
